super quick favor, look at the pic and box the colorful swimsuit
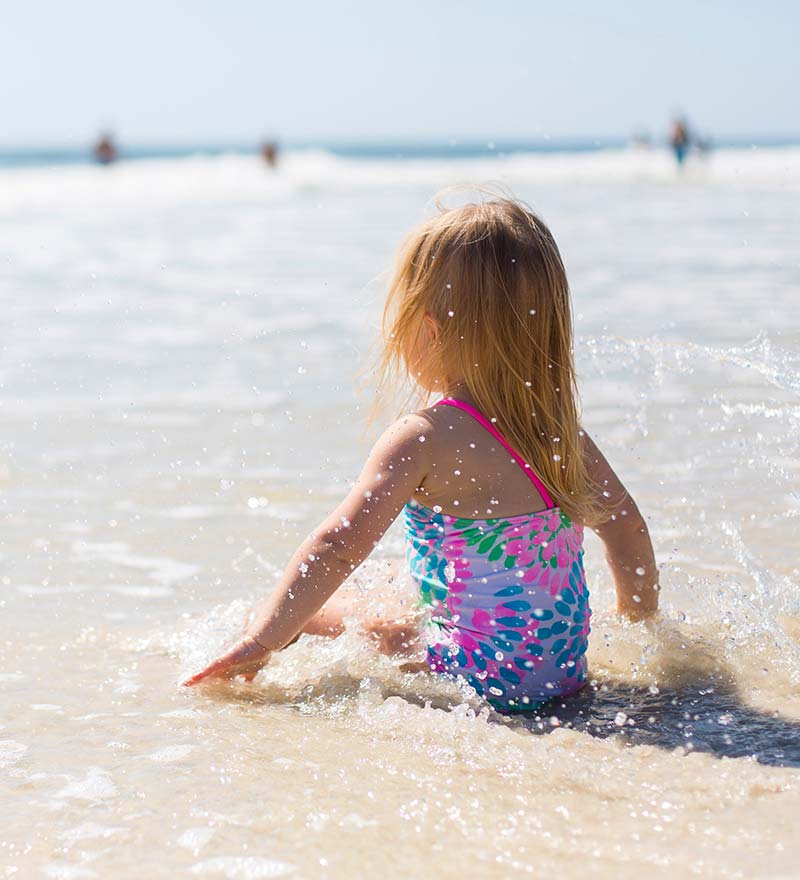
[403,398,591,712]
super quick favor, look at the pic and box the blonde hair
[373,191,605,526]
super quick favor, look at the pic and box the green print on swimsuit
[450,509,577,573]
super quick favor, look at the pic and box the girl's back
[405,396,589,712]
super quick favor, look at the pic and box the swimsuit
[403,398,591,712]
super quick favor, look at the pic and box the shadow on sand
[522,673,800,768]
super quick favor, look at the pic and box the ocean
[1,142,799,878]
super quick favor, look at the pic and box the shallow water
[1,147,799,878]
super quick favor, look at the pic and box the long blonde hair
[373,191,605,526]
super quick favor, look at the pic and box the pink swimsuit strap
[435,397,555,510]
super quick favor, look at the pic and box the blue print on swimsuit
[403,503,449,608]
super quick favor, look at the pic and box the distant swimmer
[669,117,690,167]
[93,133,118,165]
[261,140,279,168]
[695,134,713,157]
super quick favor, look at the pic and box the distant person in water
[261,140,279,168]
[669,117,690,166]
[695,134,713,158]
[93,133,118,165]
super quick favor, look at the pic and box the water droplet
[635,566,646,576]
[614,712,627,726]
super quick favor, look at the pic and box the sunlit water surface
[1,147,799,878]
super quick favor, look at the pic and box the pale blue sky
[2,0,797,145]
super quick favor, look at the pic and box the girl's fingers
[181,663,222,686]
[181,638,271,686]
[181,654,239,686]
[181,672,208,686]
[183,666,257,686]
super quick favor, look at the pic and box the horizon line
[1,133,800,152]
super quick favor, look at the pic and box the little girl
[183,195,659,712]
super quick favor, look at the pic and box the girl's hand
[181,635,272,686]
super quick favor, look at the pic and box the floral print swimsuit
[403,398,591,713]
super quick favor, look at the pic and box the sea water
[1,145,799,878]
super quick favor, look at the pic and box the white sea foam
[145,744,195,762]
[70,541,198,586]
[57,823,129,845]
[0,740,28,769]
[42,864,98,879]
[189,857,296,878]
[0,147,798,218]
[178,826,216,853]
[53,768,119,801]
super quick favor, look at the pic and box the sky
[2,0,797,145]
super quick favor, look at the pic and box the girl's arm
[182,414,430,685]
[582,431,659,620]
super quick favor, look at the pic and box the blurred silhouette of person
[631,128,652,150]
[669,117,690,166]
[261,140,279,168]
[695,134,713,157]
[93,132,118,165]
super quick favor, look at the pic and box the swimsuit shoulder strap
[435,397,555,509]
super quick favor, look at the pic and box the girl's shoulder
[370,409,437,462]
[406,401,479,455]
[380,402,496,472]
[408,402,457,436]
[374,405,455,464]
